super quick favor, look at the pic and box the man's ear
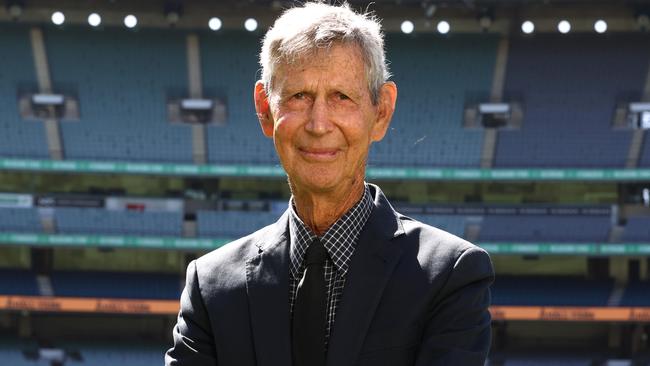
[254,81,274,138]
[371,81,397,142]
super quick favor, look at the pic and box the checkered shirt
[288,183,374,348]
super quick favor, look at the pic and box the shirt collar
[288,183,373,279]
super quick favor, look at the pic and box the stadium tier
[478,215,611,242]
[0,269,39,296]
[620,281,650,306]
[201,32,279,164]
[54,207,183,237]
[0,207,42,232]
[45,27,194,162]
[621,217,650,242]
[0,26,49,159]
[196,210,279,237]
[491,275,615,306]
[495,34,650,168]
[49,271,181,299]
[641,131,650,167]
[369,34,498,167]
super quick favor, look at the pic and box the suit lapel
[245,211,292,366]
[326,186,405,366]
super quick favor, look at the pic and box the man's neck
[292,180,365,236]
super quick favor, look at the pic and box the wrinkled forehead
[270,43,369,92]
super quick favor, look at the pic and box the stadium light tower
[400,20,414,34]
[558,20,571,34]
[594,19,607,33]
[208,17,222,31]
[437,20,450,34]
[244,18,258,32]
[124,14,138,28]
[88,13,101,27]
[521,20,535,34]
[51,11,65,25]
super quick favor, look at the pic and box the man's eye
[293,92,305,99]
[337,93,350,100]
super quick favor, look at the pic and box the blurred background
[1,0,650,365]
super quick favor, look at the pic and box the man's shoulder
[396,213,490,267]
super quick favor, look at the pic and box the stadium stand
[491,275,614,306]
[478,214,611,242]
[0,26,50,158]
[196,209,279,237]
[406,213,468,238]
[621,217,650,242]
[640,134,650,167]
[49,271,181,299]
[369,34,498,167]
[54,208,183,237]
[201,32,278,164]
[44,27,194,162]
[0,269,39,296]
[0,207,42,232]
[495,34,650,168]
[620,280,650,306]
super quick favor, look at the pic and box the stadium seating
[495,34,649,168]
[369,34,498,167]
[640,133,650,167]
[406,214,468,238]
[197,210,279,238]
[620,281,650,306]
[0,269,39,296]
[44,27,193,162]
[491,275,614,306]
[200,31,278,164]
[0,207,42,232]
[0,26,50,158]
[478,215,611,242]
[621,217,650,242]
[49,271,181,299]
[54,207,183,237]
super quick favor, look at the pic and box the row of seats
[2,27,650,167]
[2,269,649,306]
[2,207,647,243]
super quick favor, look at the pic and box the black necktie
[292,238,328,366]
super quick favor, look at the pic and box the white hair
[259,2,390,104]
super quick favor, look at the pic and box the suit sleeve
[165,260,218,366]
[414,246,494,366]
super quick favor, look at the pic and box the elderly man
[166,3,493,366]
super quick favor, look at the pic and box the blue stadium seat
[197,210,279,238]
[200,31,278,164]
[54,207,183,237]
[45,27,193,162]
[50,271,181,299]
[621,281,650,306]
[491,275,614,306]
[495,34,649,168]
[478,215,611,242]
[0,26,49,158]
[0,269,39,296]
[622,217,650,242]
[369,34,498,167]
[0,207,42,232]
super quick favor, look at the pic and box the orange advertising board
[2,296,650,322]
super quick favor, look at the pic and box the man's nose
[305,96,333,135]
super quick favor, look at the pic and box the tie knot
[305,239,328,265]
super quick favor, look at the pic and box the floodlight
[208,17,222,31]
[521,21,535,34]
[244,18,258,32]
[437,20,450,34]
[594,19,607,33]
[51,11,65,25]
[124,14,138,28]
[558,20,571,34]
[88,13,101,27]
[400,20,414,34]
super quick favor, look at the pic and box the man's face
[255,44,396,195]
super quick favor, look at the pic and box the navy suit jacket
[165,184,494,366]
